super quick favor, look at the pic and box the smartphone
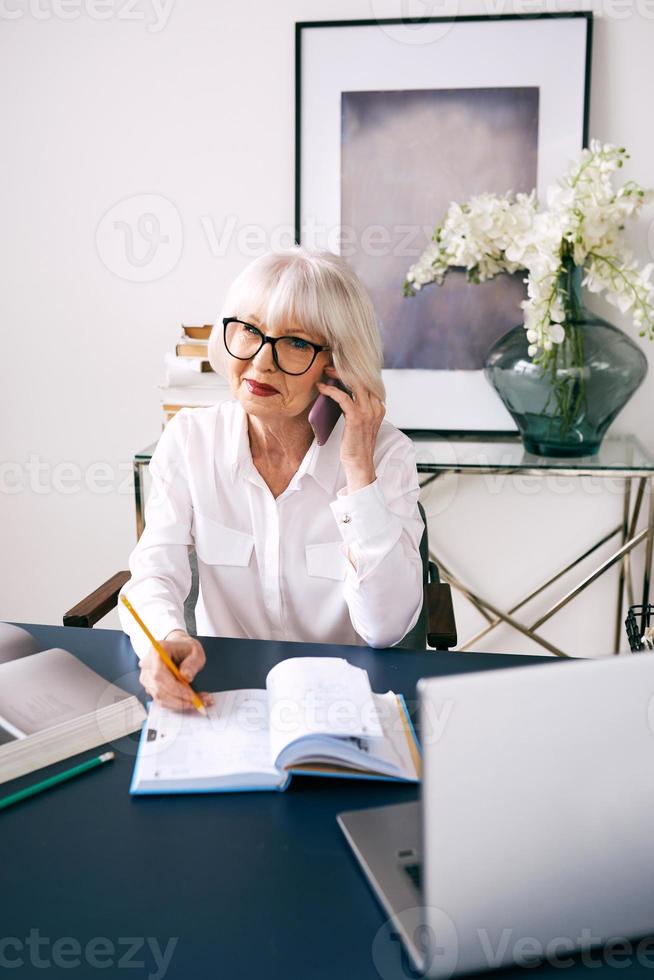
[309,376,351,446]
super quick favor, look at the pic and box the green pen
[0,751,115,812]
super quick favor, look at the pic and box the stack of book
[0,623,146,785]
[159,323,232,424]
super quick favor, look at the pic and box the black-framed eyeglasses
[223,317,331,376]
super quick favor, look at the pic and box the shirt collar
[226,398,342,496]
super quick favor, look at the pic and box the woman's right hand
[138,630,214,711]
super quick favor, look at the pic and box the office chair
[63,500,457,650]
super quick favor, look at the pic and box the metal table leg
[642,476,654,635]
[614,477,632,653]
[426,475,650,657]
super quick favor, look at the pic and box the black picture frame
[294,12,593,431]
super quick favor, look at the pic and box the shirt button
[342,514,351,524]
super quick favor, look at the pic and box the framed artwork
[295,13,592,430]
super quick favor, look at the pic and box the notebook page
[265,657,383,764]
[277,692,420,780]
[133,689,280,785]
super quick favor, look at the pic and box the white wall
[1,0,652,657]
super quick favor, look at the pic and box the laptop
[338,654,654,977]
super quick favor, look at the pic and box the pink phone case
[308,377,350,446]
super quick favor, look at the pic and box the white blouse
[118,399,424,660]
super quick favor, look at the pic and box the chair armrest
[426,582,458,651]
[63,571,131,628]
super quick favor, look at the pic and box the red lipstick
[245,379,279,396]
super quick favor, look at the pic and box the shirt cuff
[119,599,187,662]
[329,478,395,545]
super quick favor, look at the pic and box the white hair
[208,246,385,402]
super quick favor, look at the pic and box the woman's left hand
[316,365,385,492]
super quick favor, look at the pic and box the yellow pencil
[120,595,207,716]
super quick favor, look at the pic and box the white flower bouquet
[403,141,654,368]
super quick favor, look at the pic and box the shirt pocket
[193,514,255,567]
[305,541,348,581]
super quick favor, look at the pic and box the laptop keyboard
[403,861,423,891]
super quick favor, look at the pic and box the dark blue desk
[2,626,644,980]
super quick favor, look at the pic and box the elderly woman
[118,247,424,710]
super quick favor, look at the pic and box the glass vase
[483,260,648,457]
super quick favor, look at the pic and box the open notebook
[0,623,147,784]
[130,656,421,793]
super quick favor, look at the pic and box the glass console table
[133,430,654,658]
